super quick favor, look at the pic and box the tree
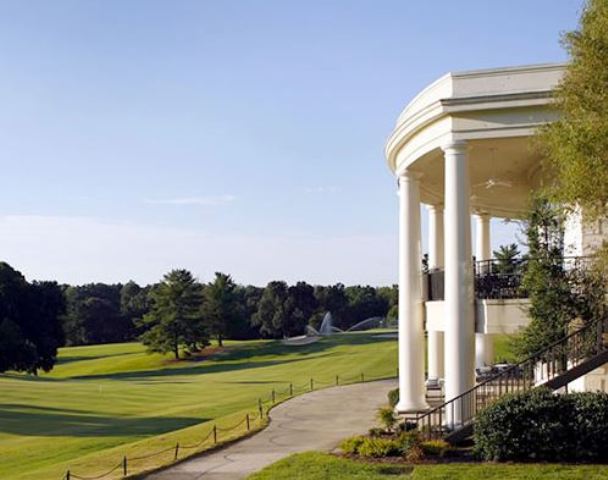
[202,272,239,347]
[284,281,318,334]
[493,243,521,275]
[312,283,348,328]
[251,281,290,338]
[63,283,131,345]
[515,199,577,359]
[80,297,125,344]
[0,263,65,374]
[120,281,150,332]
[24,281,66,372]
[139,269,207,359]
[231,285,263,339]
[343,285,389,329]
[539,0,608,222]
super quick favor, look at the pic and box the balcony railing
[423,256,592,301]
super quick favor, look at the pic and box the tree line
[0,261,397,371]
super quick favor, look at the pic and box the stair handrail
[414,314,607,437]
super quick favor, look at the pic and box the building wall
[582,217,608,255]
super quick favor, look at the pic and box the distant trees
[63,283,134,345]
[202,273,239,347]
[250,281,392,339]
[139,269,208,359]
[0,259,397,367]
[0,263,65,374]
[251,281,291,338]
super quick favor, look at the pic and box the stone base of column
[475,333,495,368]
[395,397,429,414]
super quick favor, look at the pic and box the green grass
[0,332,397,480]
[249,452,608,480]
[493,334,517,363]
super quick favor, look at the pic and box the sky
[0,0,584,287]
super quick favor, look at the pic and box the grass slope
[249,452,608,480]
[0,332,397,480]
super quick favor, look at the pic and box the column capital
[397,169,423,182]
[427,203,444,213]
[441,139,467,155]
[473,211,491,221]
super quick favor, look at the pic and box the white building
[384,63,607,421]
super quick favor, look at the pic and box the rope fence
[62,370,397,480]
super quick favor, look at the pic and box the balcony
[424,256,591,302]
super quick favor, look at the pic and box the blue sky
[0,0,583,286]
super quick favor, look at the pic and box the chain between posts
[62,370,395,479]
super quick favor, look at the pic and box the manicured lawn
[493,333,517,363]
[0,332,397,480]
[249,452,608,480]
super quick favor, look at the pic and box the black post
[310,378,314,391]
[258,403,263,419]
[213,425,217,444]
[246,414,250,431]
[272,389,276,403]
[335,375,339,386]
[174,442,179,461]
[65,470,70,480]
[360,373,364,383]
[123,456,128,476]
[289,383,293,396]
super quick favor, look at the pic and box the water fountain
[345,316,383,332]
[305,313,389,338]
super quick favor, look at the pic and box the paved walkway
[146,379,396,480]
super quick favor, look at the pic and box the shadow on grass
[0,403,205,437]
[220,332,392,362]
[70,354,338,381]
[55,350,139,366]
[4,333,393,385]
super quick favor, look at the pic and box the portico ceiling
[411,136,544,219]
[385,63,566,219]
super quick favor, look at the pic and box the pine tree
[139,269,207,359]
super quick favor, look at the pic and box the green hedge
[474,389,608,462]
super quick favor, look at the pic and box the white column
[474,213,494,368]
[427,204,444,380]
[428,205,445,269]
[443,140,475,426]
[396,170,428,413]
[475,213,491,262]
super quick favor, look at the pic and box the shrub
[376,406,397,432]
[339,435,365,455]
[357,437,401,458]
[368,427,384,437]
[568,391,608,461]
[405,444,425,463]
[420,439,449,457]
[474,389,608,462]
[395,431,420,454]
[388,388,399,408]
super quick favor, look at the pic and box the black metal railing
[423,256,593,301]
[414,314,608,441]
[474,258,527,299]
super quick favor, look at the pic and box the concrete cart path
[146,379,396,480]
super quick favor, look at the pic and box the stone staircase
[413,315,608,443]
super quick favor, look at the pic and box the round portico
[385,63,565,419]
